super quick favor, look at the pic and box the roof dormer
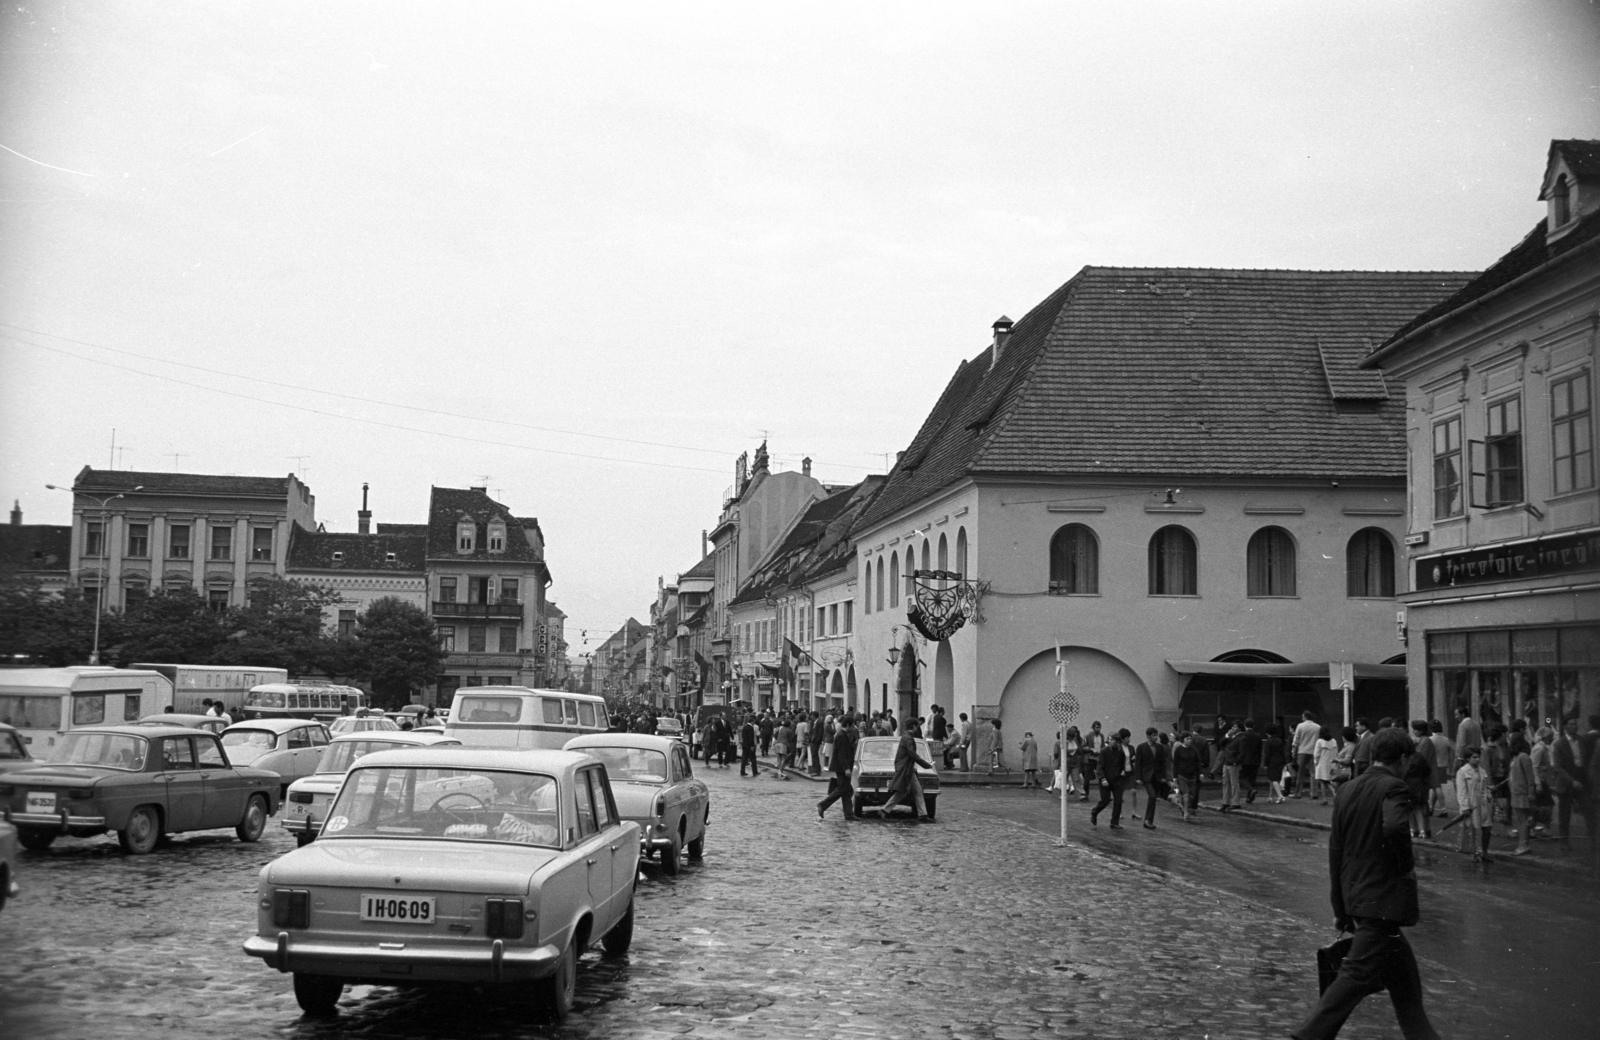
[1540,139,1600,243]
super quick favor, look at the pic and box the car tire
[292,972,344,1015]
[537,939,576,1021]
[236,794,268,843]
[601,894,634,957]
[17,827,55,852]
[660,835,680,876]
[117,805,161,855]
[295,832,315,847]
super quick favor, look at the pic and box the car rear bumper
[243,932,560,983]
[281,817,319,835]
[5,809,107,829]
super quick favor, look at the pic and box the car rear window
[323,766,560,847]
[457,696,523,724]
[581,746,667,784]
[50,732,147,771]
[222,729,277,750]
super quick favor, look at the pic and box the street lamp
[46,482,143,666]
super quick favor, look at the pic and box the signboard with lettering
[1414,527,1600,591]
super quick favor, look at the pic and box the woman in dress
[1455,745,1494,861]
[1313,726,1339,805]
[1063,726,1084,798]
[1019,731,1040,788]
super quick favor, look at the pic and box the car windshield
[857,738,930,765]
[656,720,682,734]
[319,739,412,774]
[580,747,668,784]
[49,732,148,771]
[322,766,560,848]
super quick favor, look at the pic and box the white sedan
[564,733,708,875]
[221,719,332,798]
[282,731,459,846]
[243,747,640,1019]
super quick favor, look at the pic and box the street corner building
[1363,139,1600,733]
[850,264,1476,747]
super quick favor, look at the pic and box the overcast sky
[2,1,1597,651]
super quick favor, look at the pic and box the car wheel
[292,972,343,1015]
[295,832,315,848]
[117,806,161,855]
[659,835,680,876]
[17,827,56,852]
[537,939,576,1020]
[601,894,634,956]
[236,794,268,843]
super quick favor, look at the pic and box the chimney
[469,485,487,493]
[702,529,708,556]
[802,456,812,477]
[357,483,371,535]
[990,315,1014,372]
[9,500,20,525]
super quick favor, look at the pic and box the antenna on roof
[166,453,190,470]
[287,455,312,479]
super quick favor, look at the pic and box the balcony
[432,600,524,620]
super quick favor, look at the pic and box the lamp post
[46,482,143,666]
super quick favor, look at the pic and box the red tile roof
[857,267,1471,531]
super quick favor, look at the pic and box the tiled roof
[285,527,426,572]
[856,267,1471,531]
[426,488,547,574]
[543,601,567,619]
[1318,339,1389,400]
[1370,211,1600,361]
[731,477,884,605]
[0,525,71,573]
[375,523,428,536]
[1552,139,1600,181]
[74,467,291,499]
[681,552,716,580]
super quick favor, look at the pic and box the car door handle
[610,843,620,851]
[586,857,597,866]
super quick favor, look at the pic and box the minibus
[443,686,608,748]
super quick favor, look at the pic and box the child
[1020,731,1039,788]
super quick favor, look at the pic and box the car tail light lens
[272,889,310,928]
[288,791,313,804]
[484,898,524,939]
[653,796,665,818]
[68,788,93,800]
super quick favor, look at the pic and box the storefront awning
[1166,660,1406,680]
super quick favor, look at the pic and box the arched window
[904,546,915,599]
[1247,527,1297,597]
[1049,524,1099,594]
[889,553,899,607]
[956,527,968,577]
[921,539,930,573]
[862,562,872,615]
[937,533,948,571]
[875,557,885,612]
[1347,528,1396,597]
[1148,526,1198,596]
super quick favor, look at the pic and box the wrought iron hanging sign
[907,569,980,642]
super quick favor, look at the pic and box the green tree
[0,575,104,666]
[351,597,446,710]
[107,587,229,666]
[211,576,344,675]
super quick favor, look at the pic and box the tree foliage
[349,597,446,710]
[0,577,105,667]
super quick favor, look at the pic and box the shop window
[1049,524,1099,595]
[1432,416,1463,519]
[168,524,190,559]
[1148,526,1198,596]
[126,523,149,558]
[1346,528,1396,598]
[1246,527,1297,597]
[1483,396,1523,506]
[1552,371,1593,495]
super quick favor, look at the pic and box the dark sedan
[0,725,281,854]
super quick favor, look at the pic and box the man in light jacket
[1293,711,1322,799]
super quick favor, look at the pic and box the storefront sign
[1415,527,1600,591]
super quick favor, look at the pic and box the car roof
[328,731,457,746]
[564,733,679,752]
[67,724,208,738]
[223,718,318,733]
[138,714,221,725]
[349,747,595,772]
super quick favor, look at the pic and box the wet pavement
[1,764,1595,1039]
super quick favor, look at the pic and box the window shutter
[1468,440,1487,509]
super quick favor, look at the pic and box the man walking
[817,716,859,820]
[1455,706,1483,767]
[1135,727,1169,830]
[1292,727,1440,1039]
[1172,731,1203,822]
[1293,711,1321,798]
[1091,730,1129,829]
[739,715,760,777]
[1238,718,1264,804]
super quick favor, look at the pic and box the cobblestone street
[3,764,1589,1040]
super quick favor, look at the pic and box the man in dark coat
[817,716,859,820]
[1292,728,1440,1040]
[876,729,933,820]
[1134,727,1169,829]
[1238,718,1264,804]
[739,716,760,777]
[1090,731,1129,829]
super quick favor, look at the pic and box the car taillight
[68,788,93,799]
[653,795,665,818]
[288,791,313,804]
[272,889,310,928]
[484,898,524,939]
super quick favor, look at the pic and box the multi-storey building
[62,468,316,613]
[542,601,570,689]
[852,266,1472,751]
[1363,140,1600,732]
[0,502,70,595]
[673,552,715,708]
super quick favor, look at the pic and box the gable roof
[285,527,426,572]
[731,477,884,606]
[73,466,291,499]
[1545,139,1600,190]
[0,525,71,573]
[426,487,549,582]
[857,266,1471,531]
[680,552,716,581]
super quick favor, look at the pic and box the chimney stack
[9,500,20,526]
[358,483,371,534]
[802,456,812,477]
[990,315,1014,371]
[702,529,708,556]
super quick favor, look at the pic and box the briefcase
[1316,937,1353,995]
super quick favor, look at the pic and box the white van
[0,667,172,755]
[443,686,609,749]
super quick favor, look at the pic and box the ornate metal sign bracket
[907,569,981,641]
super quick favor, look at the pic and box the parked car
[221,719,332,797]
[327,715,400,736]
[851,736,940,819]
[563,733,708,875]
[282,731,460,846]
[137,713,230,737]
[0,722,36,776]
[0,818,17,912]
[654,718,686,742]
[0,725,281,854]
[243,747,640,1018]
